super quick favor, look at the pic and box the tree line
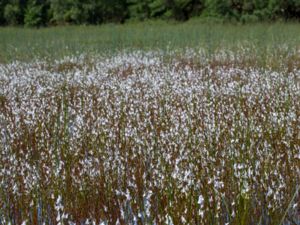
[0,0,299,27]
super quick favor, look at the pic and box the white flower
[198,195,204,206]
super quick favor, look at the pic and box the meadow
[0,22,299,224]
[0,22,300,63]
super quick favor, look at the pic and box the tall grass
[0,22,299,224]
[0,22,299,62]
[0,48,299,224]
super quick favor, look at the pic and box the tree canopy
[0,0,299,26]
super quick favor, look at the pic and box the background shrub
[0,1,299,29]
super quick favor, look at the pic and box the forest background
[0,0,299,27]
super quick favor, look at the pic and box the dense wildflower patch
[0,50,299,224]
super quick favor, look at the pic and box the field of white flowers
[0,49,299,224]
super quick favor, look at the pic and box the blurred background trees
[0,0,299,26]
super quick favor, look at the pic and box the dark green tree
[169,0,203,20]
[49,0,80,24]
[100,0,127,23]
[0,0,299,26]
[24,0,44,26]
[49,0,127,25]
[0,0,9,24]
[3,0,23,25]
[148,0,167,18]
[127,0,151,20]
[202,0,232,18]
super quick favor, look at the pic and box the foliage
[0,0,299,26]
[127,0,151,20]
[49,0,127,25]
[0,0,8,24]
[3,2,22,25]
[24,0,43,27]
